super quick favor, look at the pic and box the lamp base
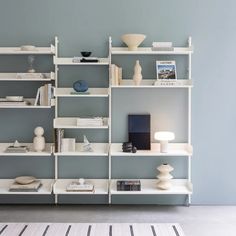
[160,140,168,153]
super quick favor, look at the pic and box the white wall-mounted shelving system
[108,36,193,205]
[53,38,110,204]
[0,36,193,205]
[0,39,56,199]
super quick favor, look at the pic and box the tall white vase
[133,60,142,85]
[33,127,45,152]
[156,163,174,190]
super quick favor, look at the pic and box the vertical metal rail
[187,36,192,206]
[108,36,112,204]
[54,36,59,205]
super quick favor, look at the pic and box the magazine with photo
[156,61,177,80]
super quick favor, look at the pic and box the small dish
[20,45,36,51]
[15,176,36,185]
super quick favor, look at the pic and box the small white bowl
[6,96,23,102]
[121,34,146,51]
[20,45,36,51]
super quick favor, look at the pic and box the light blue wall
[0,0,236,204]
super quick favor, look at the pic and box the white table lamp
[154,131,175,153]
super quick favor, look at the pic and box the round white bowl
[121,34,146,51]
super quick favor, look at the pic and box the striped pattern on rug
[0,223,185,236]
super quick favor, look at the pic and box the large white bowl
[121,34,146,51]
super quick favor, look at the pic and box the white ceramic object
[15,176,36,185]
[133,60,142,85]
[156,163,174,190]
[154,131,175,153]
[33,127,45,152]
[6,96,23,102]
[20,45,36,51]
[121,34,146,51]
[78,178,85,185]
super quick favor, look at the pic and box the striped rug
[0,223,185,236]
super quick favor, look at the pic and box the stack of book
[117,180,141,191]
[152,42,173,51]
[72,57,99,63]
[9,180,42,192]
[16,73,50,80]
[54,128,65,152]
[77,117,104,127]
[0,99,31,107]
[34,83,53,106]
[66,181,94,192]
[110,64,122,86]
[4,141,29,153]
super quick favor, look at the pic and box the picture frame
[156,61,177,80]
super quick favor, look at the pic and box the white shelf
[54,117,109,129]
[54,57,109,65]
[54,88,109,97]
[55,143,109,156]
[110,143,192,156]
[0,179,54,195]
[54,179,109,195]
[0,72,54,81]
[110,179,192,195]
[0,45,55,55]
[111,79,193,88]
[111,47,193,55]
[0,98,54,108]
[0,143,53,156]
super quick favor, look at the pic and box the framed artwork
[156,61,177,80]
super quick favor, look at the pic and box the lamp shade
[154,131,175,141]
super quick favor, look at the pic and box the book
[117,180,141,191]
[77,117,104,126]
[9,180,42,192]
[111,64,122,86]
[70,91,90,95]
[66,181,94,192]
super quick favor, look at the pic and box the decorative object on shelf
[5,96,23,102]
[156,61,177,80]
[27,55,36,73]
[121,34,146,51]
[61,138,76,152]
[33,127,45,152]
[54,128,65,152]
[122,142,137,153]
[66,179,94,192]
[34,83,53,106]
[20,45,36,51]
[156,163,174,190]
[15,176,36,185]
[4,140,29,153]
[152,42,173,51]
[128,114,151,150]
[83,135,93,152]
[0,98,30,107]
[80,51,92,57]
[154,131,175,153]
[9,176,42,192]
[73,80,88,92]
[111,64,122,86]
[117,180,141,191]
[133,60,142,85]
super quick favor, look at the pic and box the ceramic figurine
[33,127,45,152]
[73,80,88,92]
[82,135,93,152]
[27,55,35,73]
[133,60,142,85]
[156,163,174,190]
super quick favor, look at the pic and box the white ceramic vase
[133,60,142,85]
[156,163,174,190]
[33,127,45,152]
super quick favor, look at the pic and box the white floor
[0,205,235,236]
